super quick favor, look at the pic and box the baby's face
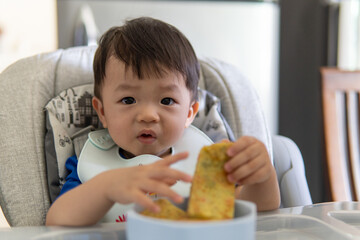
[93,56,198,157]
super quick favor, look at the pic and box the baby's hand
[224,136,272,186]
[102,152,192,213]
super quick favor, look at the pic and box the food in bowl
[141,198,187,220]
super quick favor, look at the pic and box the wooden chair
[321,67,360,201]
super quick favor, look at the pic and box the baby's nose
[137,105,160,122]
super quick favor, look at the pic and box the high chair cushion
[0,47,96,226]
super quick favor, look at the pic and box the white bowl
[126,198,256,240]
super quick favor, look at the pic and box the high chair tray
[257,201,360,240]
[2,202,360,239]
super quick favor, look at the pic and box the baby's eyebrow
[115,84,140,91]
[159,84,180,92]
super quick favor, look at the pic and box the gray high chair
[0,46,312,227]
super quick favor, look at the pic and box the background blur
[0,0,356,204]
[0,0,57,71]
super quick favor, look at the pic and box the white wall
[0,0,57,72]
[337,0,360,70]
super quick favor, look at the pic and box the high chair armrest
[272,135,312,208]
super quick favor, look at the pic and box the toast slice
[187,142,235,220]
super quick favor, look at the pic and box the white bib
[78,125,213,223]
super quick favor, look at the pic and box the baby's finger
[161,178,177,186]
[141,179,184,203]
[224,143,261,173]
[159,152,189,166]
[149,167,192,183]
[227,136,256,157]
[236,166,270,185]
[132,191,161,213]
[227,155,265,183]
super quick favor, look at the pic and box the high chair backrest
[321,67,360,201]
[0,46,310,227]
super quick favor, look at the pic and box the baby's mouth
[140,133,153,139]
[137,130,157,144]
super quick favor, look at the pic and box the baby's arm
[224,136,280,211]
[46,152,192,226]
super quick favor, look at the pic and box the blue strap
[56,155,82,200]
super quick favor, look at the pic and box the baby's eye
[121,97,136,104]
[161,97,174,105]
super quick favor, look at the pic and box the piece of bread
[187,142,235,220]
[140,198,187,220]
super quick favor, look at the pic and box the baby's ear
[185,101,199,128]
[92,97,108,128]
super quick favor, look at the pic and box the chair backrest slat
[346,91,360,200]
[321,67,360,201]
